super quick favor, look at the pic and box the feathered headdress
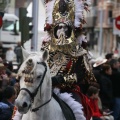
[45,0,91,28]
[43,0,91,50]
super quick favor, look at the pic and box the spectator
[117,57,120,72]
[14,42,22,63]
[0,58,6,71]
[14,82,20,96]
[0,86,16,120]
[5,47,15,62]
[0,61,4,101]
[109,59,120,120]
[113,48,119,58]
[87,86,114,120]
[11,73,17,86]
[92,57,107,83]
[105,53,113,62]
[7,61,13,72]
[99,64,113,110]
[0,89,3,102]
[0,42,5,59]
[0,61,10,89]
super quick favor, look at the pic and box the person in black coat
[0,42,5,59]
[105,53,113,62]
[109,59,120,120]
[14,42,22,63]
[109,59,120,98]
[92,57,107,84]
[99,64,113,110]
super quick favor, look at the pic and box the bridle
[20,62,52,112]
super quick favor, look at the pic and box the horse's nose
[22,102,28,108]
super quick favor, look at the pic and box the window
[2,20,14,31]
[108,10,112,18]
[2,20,19,31]
[108,10,113,24]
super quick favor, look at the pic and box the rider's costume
[42,0,96,93]
[42,0,97,119]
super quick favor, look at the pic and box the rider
[13,0,97,119]
[42,0,97,119]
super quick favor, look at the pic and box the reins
[31,96,52,112]
[20,62,52,112]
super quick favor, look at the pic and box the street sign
[115,16,120,30]
[113,19,120,35]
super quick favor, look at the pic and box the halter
[20,62,52,112]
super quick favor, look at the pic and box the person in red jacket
[87,86,114,120]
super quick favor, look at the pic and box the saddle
[53,92,76,120]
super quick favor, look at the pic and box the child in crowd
[87,86,114,120]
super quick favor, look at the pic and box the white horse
[14,48,86,120]
[15,49,66,120]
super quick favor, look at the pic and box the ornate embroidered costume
[42,0,96,90]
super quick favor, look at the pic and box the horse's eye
[37,75,42,79]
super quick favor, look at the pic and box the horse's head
[15,48,51,114]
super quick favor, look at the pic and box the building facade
[0,0,31,15]
[96,0,114,53]
[84,0,120,54]
[83,0,97,50]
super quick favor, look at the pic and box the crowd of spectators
[0,56,20,120]
[0,42,120,120]
[87,52,120,120]
[0,42,22,120]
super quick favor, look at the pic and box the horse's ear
[42,49,49,61]
[21,47,30,60]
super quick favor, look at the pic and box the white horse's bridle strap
[31,96,52,112]
[20,88,35,100]
[20,62,51,112]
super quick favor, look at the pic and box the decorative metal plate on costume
[50,0,75,46]
[64,73,77,85]
[69,45,87,57]
[49,52,67,77]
